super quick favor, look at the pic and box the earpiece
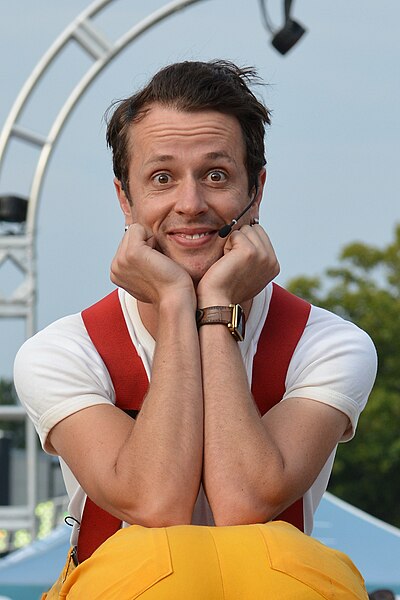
[218,186,259,238]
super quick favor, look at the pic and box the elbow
[107,466,198,527]
[210,488,289,527]
[212,502,273,527]
[121,496,194,528]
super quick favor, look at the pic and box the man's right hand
[110,223,196,307]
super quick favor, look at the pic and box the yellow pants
[44,521,368,599]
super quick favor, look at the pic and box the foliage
[0,378,25,448]
[288,224,400,527]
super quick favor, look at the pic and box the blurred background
[0,1,399,598]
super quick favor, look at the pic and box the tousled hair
[105,60,271,196]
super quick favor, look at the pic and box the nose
[173,179,208,217]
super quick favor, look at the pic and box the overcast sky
[0,0,399,379]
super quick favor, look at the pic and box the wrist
[196,293,232,308]
[196,304,246,342]
[158,290,197,315]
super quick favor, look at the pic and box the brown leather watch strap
[196,306,233,326]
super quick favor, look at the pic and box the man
[14,60,376,598]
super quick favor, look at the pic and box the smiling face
[115,104,264,283]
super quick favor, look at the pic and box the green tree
[288,225,400,527]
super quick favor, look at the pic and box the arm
[197,224,350,526]
[49,225,203,527]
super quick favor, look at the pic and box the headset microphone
[218,186,259,238]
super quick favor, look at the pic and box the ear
[249,169,266,222]
[255,168,267,208]
[114,178,133,223]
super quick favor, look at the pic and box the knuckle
[110,269,118,285]
[244,244,256,261]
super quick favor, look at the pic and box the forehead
[126,104,246,161]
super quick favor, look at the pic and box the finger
[228,225,262,249]
[125,223,156,248]
[237,224,274,252]
[230,225,280,276]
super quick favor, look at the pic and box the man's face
[117,104,261,284]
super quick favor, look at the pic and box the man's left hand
[197,224,279,306]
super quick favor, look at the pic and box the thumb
[223,228,243,254]
[129,223,156,248]
[223,233,235,254]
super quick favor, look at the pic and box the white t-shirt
[14,283,377,543]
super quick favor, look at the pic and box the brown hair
[106,60,271,198]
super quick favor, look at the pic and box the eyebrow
[144,155,174,167]
[144,151,235,167]
[204,152,235,163]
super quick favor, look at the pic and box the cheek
[134,203,168,232]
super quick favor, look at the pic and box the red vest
[77,283,311,562]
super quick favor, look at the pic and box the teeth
[180,232,210,240]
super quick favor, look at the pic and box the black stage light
[271,18,306,55]
[259,0,307,55]
[0,195,28,223]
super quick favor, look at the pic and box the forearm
[113,298,203,526]
[200,324,286,526]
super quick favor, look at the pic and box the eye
[153,173,171,185]
[207,170,227,183]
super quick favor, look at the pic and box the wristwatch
[196,304,245,342]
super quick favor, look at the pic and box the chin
[185,266,207,286]
[177,261,209,285]
[163,248,222,285]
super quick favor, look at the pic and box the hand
[197,224,280,306]
[110,224,195,306]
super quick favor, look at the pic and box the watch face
[237,309,245,340]
[230,304,245,342]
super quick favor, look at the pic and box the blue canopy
[0,523,70,600]
[313,492,400,596]
[0,493,399,599]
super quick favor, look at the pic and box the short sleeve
[14,313,115,453]
[283,305,377,441]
